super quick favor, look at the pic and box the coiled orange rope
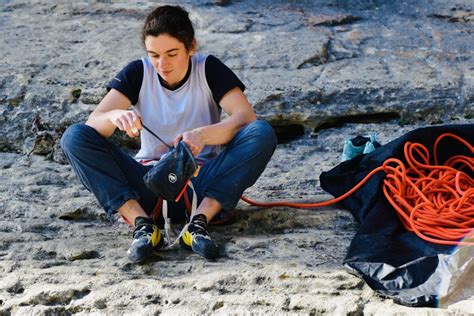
[242,133,474,246]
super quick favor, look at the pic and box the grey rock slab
[256,56,470,128]
[1,0,473,157]
[0,0,473,315]
[199,29,330,70]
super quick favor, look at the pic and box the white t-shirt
[135,53,221,165]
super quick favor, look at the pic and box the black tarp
[320,124,474,307]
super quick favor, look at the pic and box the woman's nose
[158,56,169,68]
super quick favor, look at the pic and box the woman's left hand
[174,129,206,156]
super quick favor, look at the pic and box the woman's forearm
[196,110,256,146]
[85,89,134,138]
[86,109,120,138]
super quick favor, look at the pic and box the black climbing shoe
[180,214,219,259]
[127,216,164,263]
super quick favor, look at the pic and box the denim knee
[197,120,277,213]
[240,120,277,155]
[60,123,96,156]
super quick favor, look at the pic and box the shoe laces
[188,220,212,241]
[133,223,154,240]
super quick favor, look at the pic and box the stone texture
[1,0,473,159]
[0,0,472,314]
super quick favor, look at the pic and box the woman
[61,5,276,263]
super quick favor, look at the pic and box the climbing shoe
[180,214,220,259]
[341,134,381,161]
[127,216,164,263]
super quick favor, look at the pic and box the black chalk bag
[143,141,198,202]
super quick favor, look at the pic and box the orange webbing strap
[151,196,164,224]
[120,215,133,226]
[150,186,193,223]
[242,133,474,246]
[184,190,192,215]
[183,184,235,225]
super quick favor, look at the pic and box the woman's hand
[110,110,142,138]
[174,129,206,156]
[86,89,137,138]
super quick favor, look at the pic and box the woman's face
[144,33,195,88]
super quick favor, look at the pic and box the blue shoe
[363,134,381,154]
[128,217,164,263]
[180,214,220,259]
[341,134,381,161]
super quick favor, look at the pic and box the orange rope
[242,133,474,246]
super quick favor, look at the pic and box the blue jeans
[60,120,277,225]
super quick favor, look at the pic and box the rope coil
[242,133,474,246]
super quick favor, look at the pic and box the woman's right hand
[110,110,143,138]
[86,89,137,138]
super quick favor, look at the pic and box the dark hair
[142,5,195,51]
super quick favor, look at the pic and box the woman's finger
[173,134,183,147]
[123,112,136,129]
[121,112,141,137]
[114,116,126,131]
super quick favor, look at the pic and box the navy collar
[157,58,192,90]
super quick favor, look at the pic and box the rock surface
[0,0,473,315]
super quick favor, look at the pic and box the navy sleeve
[106,59,143,105]
[205,55,246,105]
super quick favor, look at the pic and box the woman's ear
[189,39,197,55]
